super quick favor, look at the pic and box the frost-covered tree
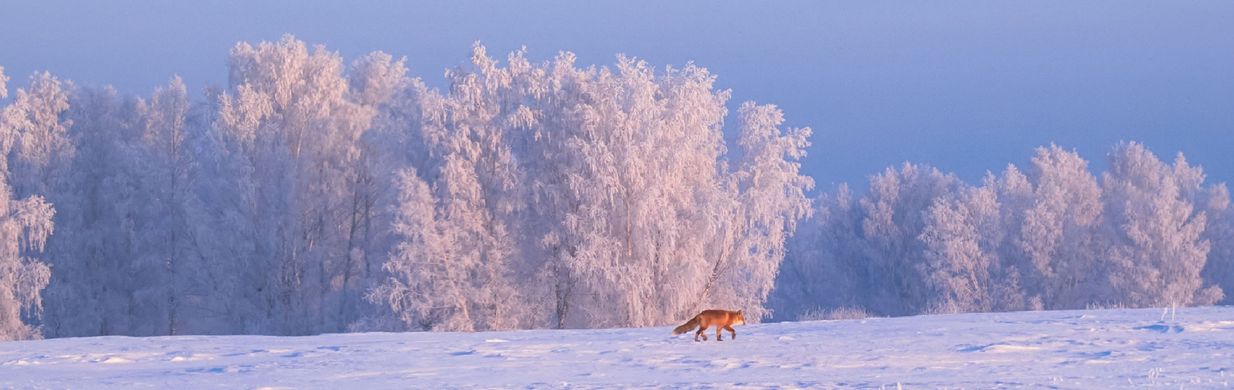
[16,38,1234,338]
[1100,142,1222,306]
[369,170,463,331]
[704,103,813,320]
[919,180,1001,313]
[35,86,151,336]
[983,165,1035,311]
[1101,144,1220,306]
[1,72,73,338]
[3,42,817,335]
[361,45,527,332]
[215,35,378,334]
[2,72,74,199]
[916,146,1108,314]
[0,179,54,341]
[368,165,521,332]
[772,163,962,318]
[769,186,864,319]
[335,52,413,327]
[857,163,963,315]
[1011,145,1105,309]
[130,77,210,335]
[774,142,1231,319]
[181,85,267,334]
[1200,184,1234,304]
[0,67,56,340]
[543,54,737,328]
[366,45,812,330]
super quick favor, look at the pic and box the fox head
[734,310,745,325]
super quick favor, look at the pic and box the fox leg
[695,324,708,342]
[716,326,724,341]
[725,325,736,340]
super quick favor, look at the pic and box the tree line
[2,36,1230,340]
[0,36,811,339]
[770,143,1233,320]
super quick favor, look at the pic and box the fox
[672,309,745,342]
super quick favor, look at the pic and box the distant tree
[919,180,1001,313]
[986,165,1034,311]
[1200,184,1234,304]
[776,142,1231,320]
[1013,145,1105,309]
[856,163,963,315]
[1100,142,1222,307]
[773,163,963,318]
[769,186,864,320]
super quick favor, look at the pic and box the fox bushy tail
[672,315,700,335]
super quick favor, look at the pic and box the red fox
[672,309,745,342]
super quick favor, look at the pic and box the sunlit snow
[4,307,1232,388]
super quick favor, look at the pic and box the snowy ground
[2,307,1233,389]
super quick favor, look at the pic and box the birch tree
[0,67,55,340]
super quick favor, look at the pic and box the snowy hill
[3,307,1233,389]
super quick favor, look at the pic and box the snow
[3,307,1233,388]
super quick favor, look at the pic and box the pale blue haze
[1,0,1231,187]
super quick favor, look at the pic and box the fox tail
[672,315,700,335]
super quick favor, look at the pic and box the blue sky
[2,0,1232,188]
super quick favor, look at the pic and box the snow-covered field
[3,307,1233,389]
